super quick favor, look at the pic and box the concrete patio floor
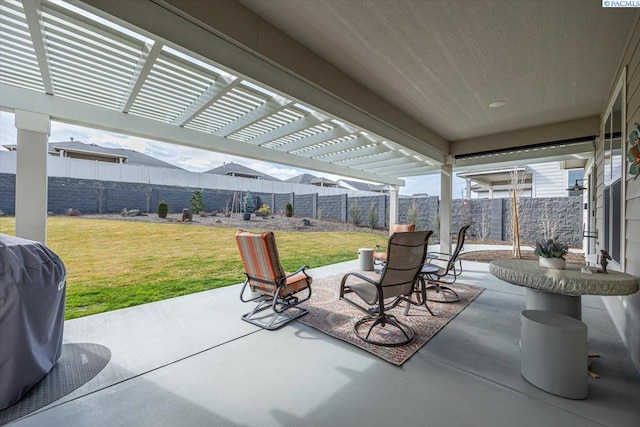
[7,258,640,427]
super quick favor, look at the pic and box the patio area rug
[297,272,484,366]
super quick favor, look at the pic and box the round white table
[489,259,639,320]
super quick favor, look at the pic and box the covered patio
[1,1,640,425]
[6,257,640,427]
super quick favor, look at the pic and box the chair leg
[241,286,311,330]
[403,277,435,316]
[353,314,415,347]
[425,282,461,303]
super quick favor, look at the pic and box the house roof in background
[205,162,280,181]
[2,140,183,169]
[338,178,388,192]
[285,173,319,185]
[310,176,338,186]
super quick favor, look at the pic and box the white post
[15,110,50,244]
[440,163,453,254]
[465,177,471,199]
[388,184,399,227]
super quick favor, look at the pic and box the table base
[526,288,581,320]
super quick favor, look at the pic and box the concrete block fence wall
[318,194,348,221]
[346,195,388,228]
[0,173,584,245]
[500,197,583,246]
[399,197,440,232]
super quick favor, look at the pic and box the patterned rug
[297,272,484,366]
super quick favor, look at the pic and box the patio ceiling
[1,1,637,185]
[236,0,634,144]
[0,0,452,186]
[153,0,635,173]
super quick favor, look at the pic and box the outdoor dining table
[489,259,639,320]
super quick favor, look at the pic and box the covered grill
[0,234,66,409]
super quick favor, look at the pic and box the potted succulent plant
[534,239,568,269]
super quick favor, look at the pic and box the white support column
[465,177,471,199]
[388,184,399,227]
[440,163,453,254]
[15,110,50,244]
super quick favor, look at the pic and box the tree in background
[349,200,361,226]
[190,190,205,214]
[509,166,528,258]
[366,202,378,229]
[407,200,419,229]
[243,191,255,213]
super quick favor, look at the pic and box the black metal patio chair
[339,230,432,347]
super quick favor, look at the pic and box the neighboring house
[457,162,584,199]
[285,173,321,185]
[206,162,280,181]
[288,174,386,190]
[2,139,183,169]
[310,177,338,187]
[287,173,338,187]
[337,179,389,193]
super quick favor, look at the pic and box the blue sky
[0,111,464,196]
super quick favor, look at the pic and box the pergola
[0,0,627,250]
[1,0,440,243]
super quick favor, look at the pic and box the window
[602,85,623,263]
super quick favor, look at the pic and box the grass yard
[0,217,382,319]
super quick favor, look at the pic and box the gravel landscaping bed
[79,213,388,234]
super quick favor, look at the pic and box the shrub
[349,200,361,226]
[257,203,271,216]
[66,208,81,216]
[366,202,378,229]
[243,191,255,213]
[190,191,205,214]
[285,202,293,217]
[199,211,207,217]
[407,200,419,228]
[157,201,168,218]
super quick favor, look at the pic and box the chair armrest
[340,271,378,286]
[286,265,310,280]
[426,251,453,262]
[339,271,382,299]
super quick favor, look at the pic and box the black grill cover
[0,234,66,410]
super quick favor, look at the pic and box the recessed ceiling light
[489,100,506,108]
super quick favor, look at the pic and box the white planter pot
[538,257,566,269]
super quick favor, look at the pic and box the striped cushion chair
[235,229,312,330]
[372,224,416,267]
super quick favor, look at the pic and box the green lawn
[0,217,382,319]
